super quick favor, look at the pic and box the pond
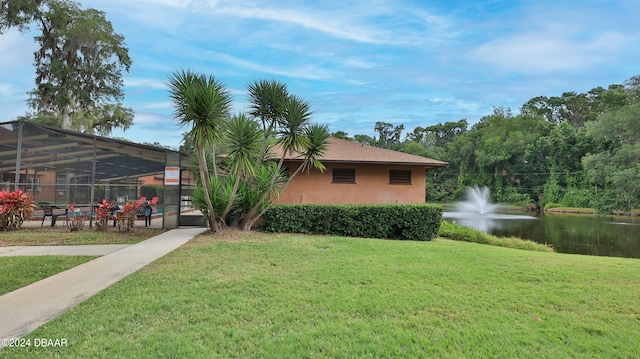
[442,211,640,259]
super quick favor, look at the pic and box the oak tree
[1,0,132,135]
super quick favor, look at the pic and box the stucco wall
[277,162,426,204]
[138,170,196,187]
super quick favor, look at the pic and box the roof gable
[276,137,448,169]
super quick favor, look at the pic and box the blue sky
[1,0,639,149]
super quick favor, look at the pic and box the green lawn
[0,256,97,295]
[3,231,640,358]
[0,228,161,297]
[0,228,164,246]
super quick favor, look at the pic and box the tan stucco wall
[26,171,56,201]
[138,170,196,187]
[277,162,426,204]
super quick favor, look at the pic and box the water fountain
[455,186,499,215]
[441,186,640,258]
[443,186,536,232]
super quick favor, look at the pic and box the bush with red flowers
[95,198,115,231]
[0,189,36,231]
[115,198,145,232]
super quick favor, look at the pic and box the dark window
[332,168,356,183]
[389,170,411,184]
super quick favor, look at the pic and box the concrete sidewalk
[0,227,208,342]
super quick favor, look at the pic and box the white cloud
[209,51,340,81]
[465,1,638,76]
[0,29,37,68]
[139,101,173,110]
[426,97,484,113]
[0,83,26,101]
[342,58,378,70]
[201,1,389,44]
[0,30,35,120]
[470,28,628,73]
[125,78,167,90]
[110,110,184,148]
[192,0,455,47]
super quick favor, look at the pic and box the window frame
[389,169,412,185]
[27,175,41,193]
[332,168,356,184]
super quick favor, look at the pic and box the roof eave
[282,158,449,168]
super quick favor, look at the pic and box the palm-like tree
[220,113,264,223]
[168,70,232,231]
[247,79,288,137]
[240,90,329,230]
[169,73,328,231]
[287,123,330,182]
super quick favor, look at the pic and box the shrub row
[261,204,443,241]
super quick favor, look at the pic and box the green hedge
[261,204,443,241]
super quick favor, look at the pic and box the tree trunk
[240,215,255,231]
[61,107,71,129]
[198,147,218,232]
[239,158,309,231]
[231,212,242,227]
[220,174,241,223]
[242,155,287,229]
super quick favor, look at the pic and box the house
[275,137,448,204]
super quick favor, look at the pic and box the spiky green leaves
[168,70,233,149]
[301,123,330,172]
[247,79,289,135]
[224,113,263,179]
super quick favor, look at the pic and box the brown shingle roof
[275,137,448,169]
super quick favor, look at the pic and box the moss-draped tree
[1,0,132,135]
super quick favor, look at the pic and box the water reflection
[443,212,537,233]
[443,211,640,259]
[445,186,640,258]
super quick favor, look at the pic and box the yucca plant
[173,74,329,231]
[168,70,232,232]
[191,175,237,227]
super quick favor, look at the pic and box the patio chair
[40,204,66,227]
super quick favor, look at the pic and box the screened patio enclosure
[0,120,196,229]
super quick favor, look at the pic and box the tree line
[336,76,640,214]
